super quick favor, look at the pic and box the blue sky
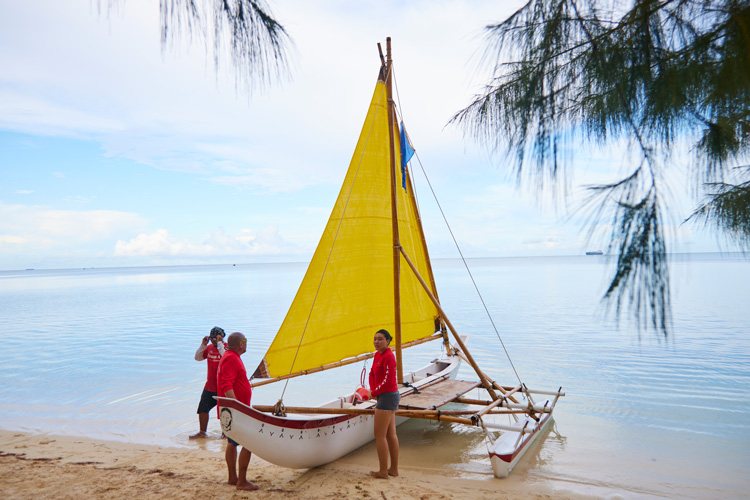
[0,0,720,271]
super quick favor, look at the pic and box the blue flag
[399,122,415,191]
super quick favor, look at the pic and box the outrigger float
[217,38,564,478]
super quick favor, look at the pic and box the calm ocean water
[1,254,748,499]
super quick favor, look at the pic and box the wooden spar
[249,406,528,424]
[475,394,507,418]
[398,246,500,401]
[385,36,404,385]
[250,333,443,388]
[453,384,563,402]
[454,351,520,403]
[250,405,533,417]
[248,405,543,431]
[454,397,495,406]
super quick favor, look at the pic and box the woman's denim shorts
[375,391,400,411]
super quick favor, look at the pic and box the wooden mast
[385,37,404,384]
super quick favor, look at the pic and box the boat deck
[399,379,481,410]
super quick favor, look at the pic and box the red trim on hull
[487,414,551,464]
[217,398,365,430]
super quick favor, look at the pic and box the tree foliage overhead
[452,0,750,335]
[158,0,292,91]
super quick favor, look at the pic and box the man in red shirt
[190,326,226,439]
[217,331,257,491]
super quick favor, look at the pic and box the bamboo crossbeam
[454,351,520,404]
[475,393,507,418]
[400,409,528,416]
[398,247,499,401]
[453,397,493,406]
[252,405,371,415]
[455,387,566,404]
[250,333,443,388]
[451,397,554,414]
[504,385,523,400]
[250,405,529,417]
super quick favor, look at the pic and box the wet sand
[0,430,592,500]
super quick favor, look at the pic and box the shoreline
[0,429,590,500]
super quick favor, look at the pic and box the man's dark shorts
[227,436,240,446]
[197,389,218,413]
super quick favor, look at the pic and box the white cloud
[0,0,723,269]
[0,89,124,139]
[0,0,524,194]
[0,235,26,246]
[16,190,33,194]
[114,227,298,258]
[0,201,146,249]
[63,195,94,204]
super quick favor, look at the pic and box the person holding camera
[189,326,226,439]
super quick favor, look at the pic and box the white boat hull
[217,353,461,469]
[488,410,554,478]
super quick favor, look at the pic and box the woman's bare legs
[371,409,398,479]
[386,413,399,476]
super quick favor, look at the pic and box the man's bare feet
[370,471,389,479]
[236,481,259,491]
[189,431,207,439]
[227,477,238,485]
[388,468,399,477]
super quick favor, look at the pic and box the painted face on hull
[220,408,233,432]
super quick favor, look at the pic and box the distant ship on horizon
[585,250,604,255]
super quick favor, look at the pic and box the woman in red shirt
[367,329,400,479]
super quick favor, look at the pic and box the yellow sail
[252,77,439,379]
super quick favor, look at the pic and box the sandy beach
[0,430,592,500]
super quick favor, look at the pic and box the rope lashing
[402,381,420,394]
[273,399,287,417]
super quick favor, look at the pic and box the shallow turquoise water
[1,254,748,498]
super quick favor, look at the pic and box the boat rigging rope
[276,67,392,404]
[392,71,524,387]
[360,360,368,388]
